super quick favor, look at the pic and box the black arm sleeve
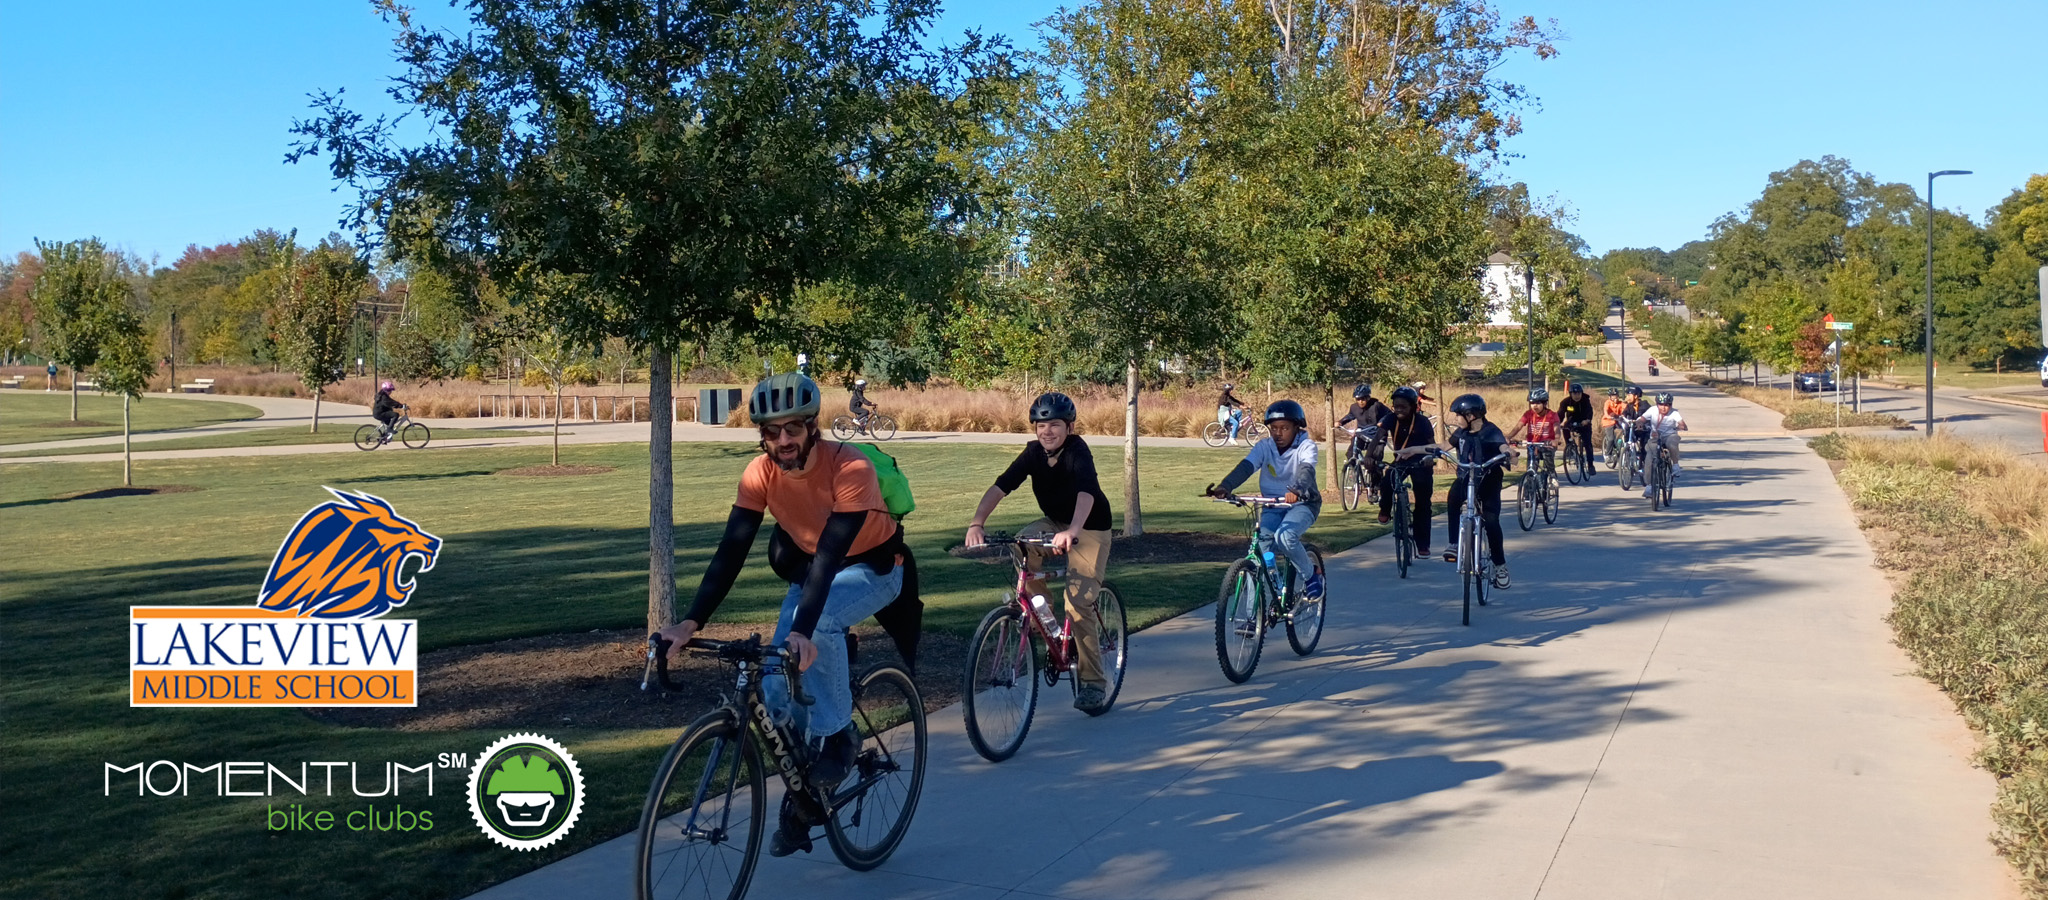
[993,446,1033,494]
[1216,459,1257,494]
[789,510,869,639]
[682,506,765,625]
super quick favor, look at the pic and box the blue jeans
[764,562,903,741]
[1259,503,1320,585]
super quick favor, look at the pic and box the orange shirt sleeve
[831,447,886,514]
[736,457,771,512]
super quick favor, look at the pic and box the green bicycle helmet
[749,372,821,423]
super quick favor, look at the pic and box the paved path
[467,367,2016,899]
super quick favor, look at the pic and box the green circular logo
[466,733,585,851]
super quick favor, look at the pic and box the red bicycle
[960,534,1129,762]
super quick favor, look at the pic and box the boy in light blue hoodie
[1205,399,1324,599]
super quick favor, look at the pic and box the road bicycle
[354,409,430,451]
[1561,427,1592,485]
[1208,493,1326,683]
[1337,425,1384,511]
[1201,410,1267,448]
[1614,415,1645,491]
[960,534,1129,762]
[635,632,925,900]
[1644,434,1676,510]
[1516,443,1560,531]
[1429,447,1512,627]
[830,413,898,441]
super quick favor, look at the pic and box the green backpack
[849,443,916,521]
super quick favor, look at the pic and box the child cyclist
[1503,388,1563,474]
[371,381,405,439]
[1204,400,1325,600]
[1435,393,1513,589]
[963,392,1116,712]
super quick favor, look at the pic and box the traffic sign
[1827,321,1854,330]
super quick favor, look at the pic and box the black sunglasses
[759,419,812,439]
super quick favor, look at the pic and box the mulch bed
[496,464,618,477]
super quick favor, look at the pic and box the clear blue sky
[4,0,2042,264]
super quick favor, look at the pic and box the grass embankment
[0,392,263,444]
[1690,374,1908,430]
[1812,433,2048,896]
[0,437,1435,900]
[0,425,550,458]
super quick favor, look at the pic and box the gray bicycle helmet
[1655,392,1675,406]
[1528,388,1550,403]
[1352,383,1372,400]
[1390,385,1420,405]
[1028,391,1077,424]
[1449,393,1487,417]
[748,372,820,423]
[1264,399,1307,426]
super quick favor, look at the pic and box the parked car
[1795,371,1837,393]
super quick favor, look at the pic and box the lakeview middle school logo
[128,488,437,707]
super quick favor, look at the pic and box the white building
[1478,250,1537,327]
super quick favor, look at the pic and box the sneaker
[1414,547,1432,562]
[1492,564,1511,589]
[768,796,815,857]
[809,724,859,789]
[1303,573,1326,600]
[1074,682,1107,712]
[1377,511,1392,524]
[1672,464,1682,479]
[1442,550,1457,563]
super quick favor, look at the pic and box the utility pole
[1524,263,1536,396]
[1925,169,1971,438]
[168,309,177,394]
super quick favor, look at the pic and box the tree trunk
[553,384,562,466]
[70,367,78,421]
[123,394,133,487]
[648,346,677,632]
[1122,357,1144,538]
[1324,358,1340,498]
[311,388,322,434]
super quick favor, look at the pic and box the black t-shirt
[1448,422,1509,479]
[1557,394,1595,425]
[995,436,1114,532]
[1377,411,1436,451]
[372,393,399,416]
[1340,399,1392,429]
[1218,390,1243,410]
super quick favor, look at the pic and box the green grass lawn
[1873,353,2045,390]
[0,425,549,458]
[0,437,1443,900]
[0,391,263,444]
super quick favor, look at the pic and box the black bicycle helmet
[1028,391,1077,424]
[1264,399,1307,426]
[1449,393,1487,417]
[1352,383,1372,400]
[749,372,820,423]
[1390,385,1420,405]
[1627,385,1643,397]
[1655,392,1675,406]
[1607,387,1621,397]
[1528,388,1550,403]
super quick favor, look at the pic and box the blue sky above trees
[3,0,2043,260]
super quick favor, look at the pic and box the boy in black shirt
[1556,382,1596,473]
[1434,393,1512,589]
[965,392,1115,712]
[1377,386,1436,557]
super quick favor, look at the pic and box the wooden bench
[0,375,23,389]
[179,378,215,394]
[74,379,99,391]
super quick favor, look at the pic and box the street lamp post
[1524,263,1536,395]
[1924,169,1970,438]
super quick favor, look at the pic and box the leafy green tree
[1324,0,1559,159]
[515,300,594,466]
[273,242,366,433]
[295,0,1014,629]
[31,238,132,421]
[93,309,155,487]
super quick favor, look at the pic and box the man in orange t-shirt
[655,372,907,857]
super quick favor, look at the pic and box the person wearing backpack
[964,392,1116,713]
[653,371,922,858]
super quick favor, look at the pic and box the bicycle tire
[825,664,926,870]
[868,415,897,441]
[1243,422,1267,444]
[400,422,431,449]
[961,605,1038,762]
[1543,473,1559,525]
[1214,559,1265,684]
[831,416,857,440]
[1392,481,1413,580]
[353,425,381,451]
[1648,452,1662,510]
[1286,548,1326,656]
[1459,524,1478,626]
[1339,461,1363,511]
[1517,475,1536,531]
[1201,422,1228,448]
[1071,584,1129,717]
[635,711,763,900]
[1660,459,1675,507]
[1562,439,1582,485]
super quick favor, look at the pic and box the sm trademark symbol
[438,752,470,770]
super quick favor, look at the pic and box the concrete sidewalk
[467,376,2015,899]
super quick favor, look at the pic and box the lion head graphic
[257,488,442,619]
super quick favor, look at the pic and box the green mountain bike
[1208,493,1325,683]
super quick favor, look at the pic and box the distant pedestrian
[45,361,56,391]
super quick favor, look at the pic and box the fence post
[630,398,636,424]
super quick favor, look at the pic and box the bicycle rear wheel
[1071,584,1128,716]
[1214,560,1266,684]
[400,422,431,449]
[825,664,926,870]
[961,605,1038,762]
[1201,422,1229,448]
[1286,548,1325,656]
[353,425,381,451]
[636,711,764,900]
[830,416,857,440]
[868,415,898,441]
[1516,475,1537,531]
[1392,484,1413,579]
[1339,461,1363,511]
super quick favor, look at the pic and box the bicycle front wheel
[1459,523,1478,626]
[1286,548,1326,656]
[1214,560,1266,684]
[868,414,898,441]
[1201,422,1229,448]
[1543,475,1559,525]
[961,605,1038,763]
[825,664,926,871]
[1562,443,1582,485]
[636,711,764,900]
[1243,422,1267,444]
[1339,462,1363,511]
[353,425,381,451]
[1392,486,1413,579]
[1660,460,1675,507]
[400,422,431,449]
[1517,475,1537,531]
[1073,584,1129,717]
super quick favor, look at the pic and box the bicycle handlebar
[1203,492,1294,509]
[643,634,813,706]
[1424,447,1514,472]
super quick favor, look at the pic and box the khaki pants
[1019,518,1112,688]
